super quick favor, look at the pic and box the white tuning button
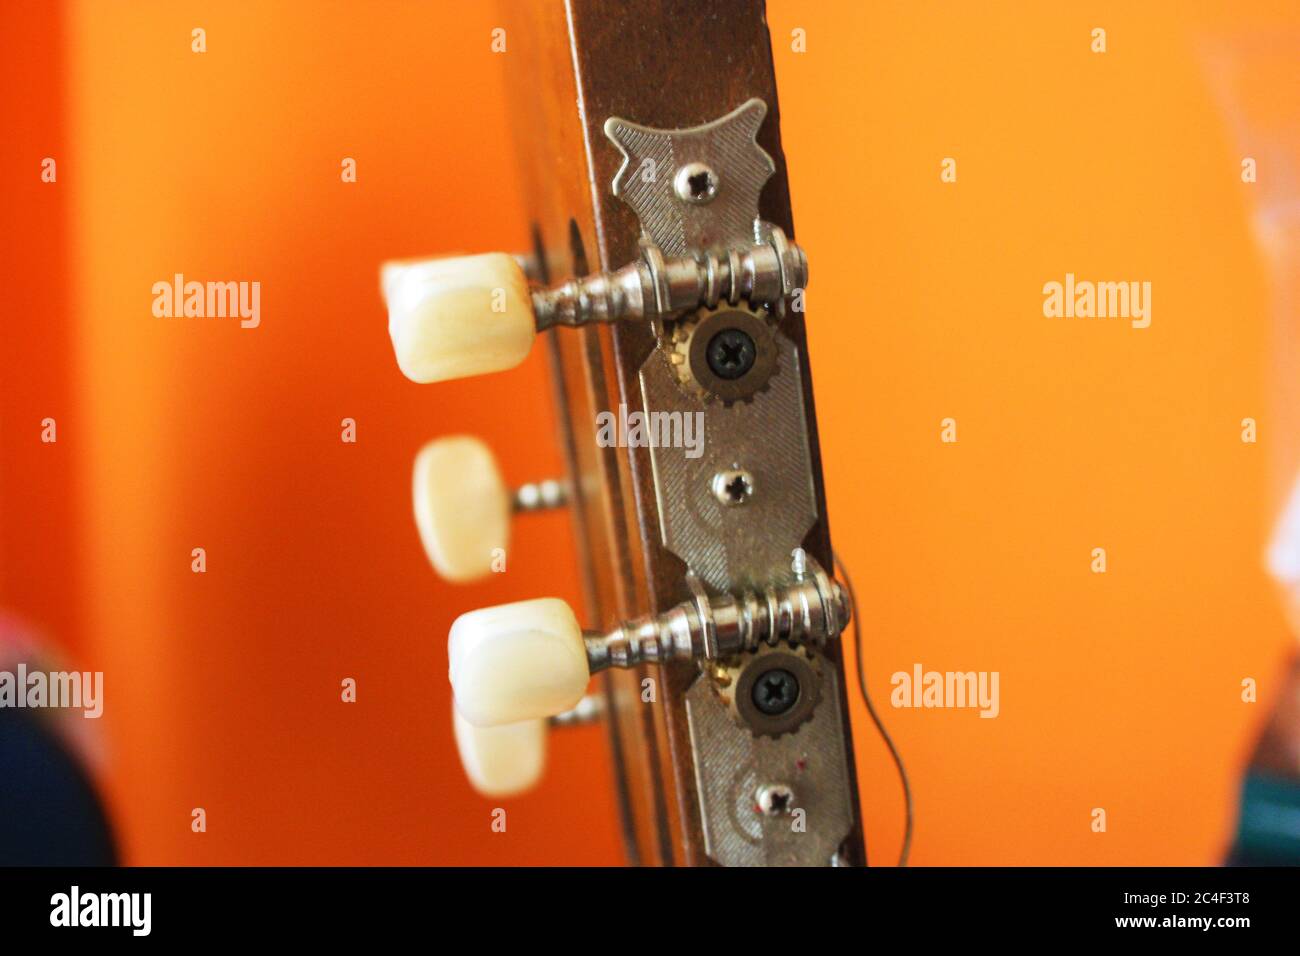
[413,436,510,583]
[452,707,547,798]
[382,252,535,384]
[413,436,568,583]
[449,597,589,727]
[451,693,604,798]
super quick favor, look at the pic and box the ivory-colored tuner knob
[413,436,569,583]
[449,597,589,727]
[452,707,547,798]
[412,436,510,583]
[451,693,604,798]
[382,252,535,384]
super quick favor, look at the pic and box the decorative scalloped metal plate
[685,663,854,867]
[605,98,774,256]
[638,337,817,593]
[608,101,852,866]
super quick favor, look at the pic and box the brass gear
[712,642,822,739]
[668,303,780,406]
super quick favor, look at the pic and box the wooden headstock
[499,0,865,866]
[386,0,867,866]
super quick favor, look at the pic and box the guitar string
[835,551,914,867]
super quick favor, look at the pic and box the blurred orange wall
[0,0,1294,865]
[1,2,80,658]
[769,0,1295,865]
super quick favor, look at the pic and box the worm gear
[713,642,822,739]
[669,303,780,406]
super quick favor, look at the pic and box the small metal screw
[705,328,756,380]
[756,782,796,817]
[751,667,799,715]
[712,468,754,506]
[674,162,719,204]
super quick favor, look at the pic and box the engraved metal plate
[607,102,855,866]
[605,99,774,256]
[685,664,854,867]
[638,341,817,593]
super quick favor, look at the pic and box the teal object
[1228,771,1300,865]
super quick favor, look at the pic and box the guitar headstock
[382,0,866,867]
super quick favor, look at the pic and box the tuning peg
[448,561,850,728]
[452,694,604,798]
[449,597,590,727]
[452,708,547,798]
[383,253,536,384]
[381,228,807,385]
[412,436,568,583]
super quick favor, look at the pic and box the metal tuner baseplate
[595,99,854,867]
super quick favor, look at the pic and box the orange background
[1,0,1295,865]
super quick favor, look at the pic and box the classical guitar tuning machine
[445,561,847,795]
[382,229,806,385]
[448,555,849,729]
